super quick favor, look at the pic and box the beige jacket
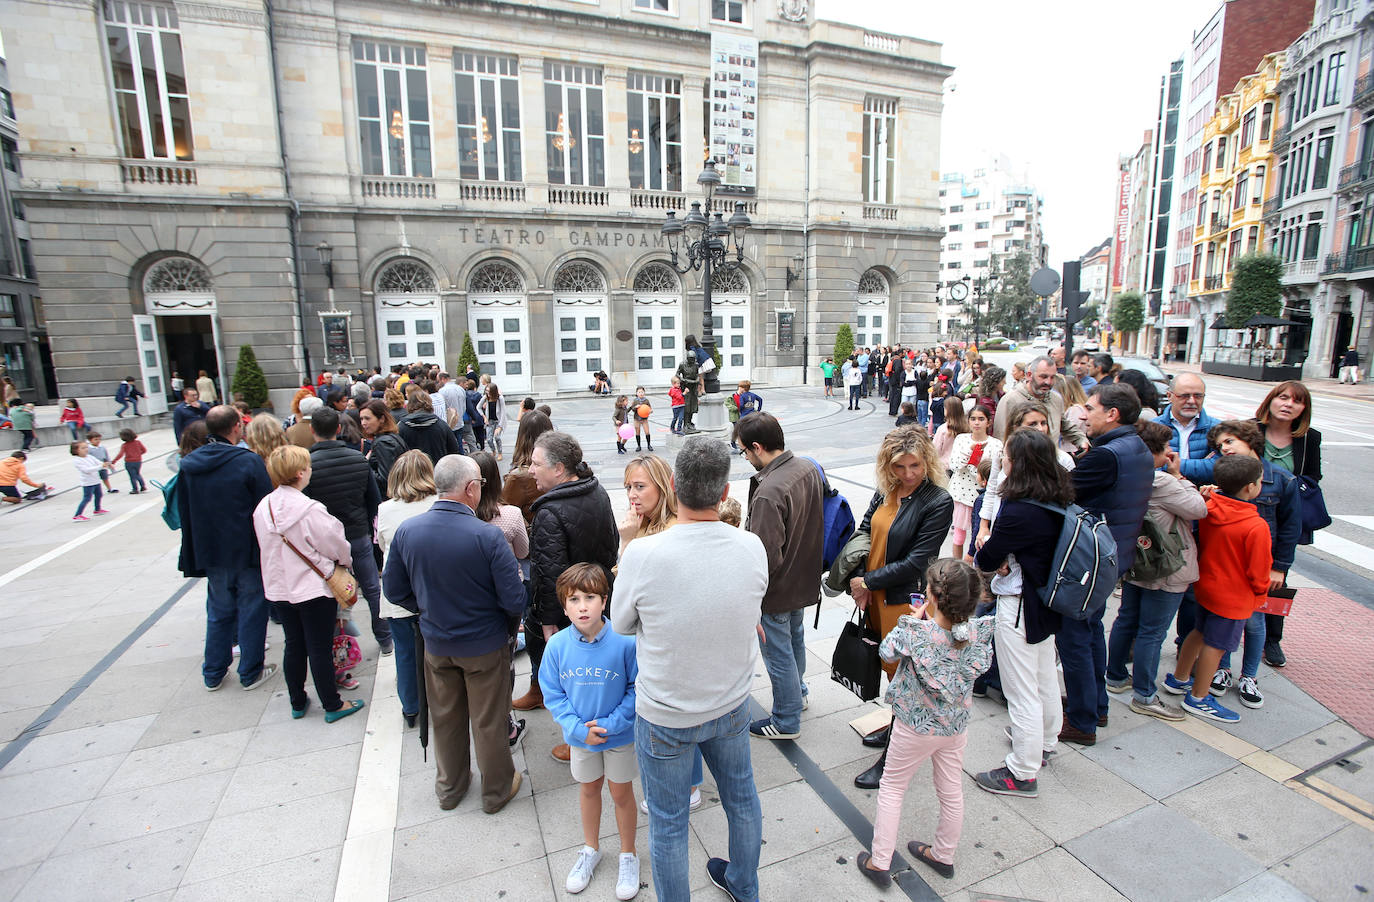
[992,380,1087,448]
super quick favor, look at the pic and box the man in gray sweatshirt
[613,436,768,902]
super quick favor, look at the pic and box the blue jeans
[1055,609,1108,734]
[203,565,270,687]
[758,610,808,733]
[671,407,684,432]
[847,385,861,408]
[348,535,391,646]
[1106,584,1185,703]
[66,422,81,440]
[1219,612,1266,678]
[917,399,929,427]
[1174,586,1197,644]
[125,461,146,492]
[116,399,140,416]
[637,701,762,902]
[74,484,102,516]
[390,616,420,717]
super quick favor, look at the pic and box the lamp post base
[694,391,731,435]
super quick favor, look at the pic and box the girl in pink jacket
[253,445,364,723]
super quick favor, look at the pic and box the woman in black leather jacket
[848,425,954,789]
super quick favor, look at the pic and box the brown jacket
[992,380,1087,448]
[746,450,825,614]
[502,468,544,523]
[286,419,316,449]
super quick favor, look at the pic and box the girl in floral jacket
[856,558,993,888]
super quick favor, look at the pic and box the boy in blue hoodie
[540,563,641,900]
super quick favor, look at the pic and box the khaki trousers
[425,645,516,811]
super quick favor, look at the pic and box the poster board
[709,33,758,192]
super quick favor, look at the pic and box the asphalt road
[983,348,1374,604]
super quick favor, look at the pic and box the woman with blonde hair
[252,444,364,723]
[1053,374,1089,454]
[617,453,677,551]
[377,449,438,728]
[847,425,954,789]
[244,413,288,461]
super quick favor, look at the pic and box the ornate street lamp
[660,159,751,398]
[959,271,1000,349]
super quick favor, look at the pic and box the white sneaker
[639,787,703,815]
[566,846,601,894]
[616,852,640,900]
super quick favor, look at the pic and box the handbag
[1294,475,1331,534]
[699,355,717,374]
[831,606,883,702]
[269,506,357,609]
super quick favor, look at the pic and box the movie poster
[710,33,758,191]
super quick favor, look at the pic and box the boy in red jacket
[1166,455,1271,724]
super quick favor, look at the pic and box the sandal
[907,841,954,879]
[325,699,365,723]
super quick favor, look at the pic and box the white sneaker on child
[566,846,601,894]
[616,852,640,900]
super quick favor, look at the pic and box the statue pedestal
[694,392,730,435]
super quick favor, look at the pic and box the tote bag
[831,607,883,701]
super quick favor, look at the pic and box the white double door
[469,299,531,395]
[855,297,888,348]
[633,298,682,387]
[377,299,444,370]
[555,296,609,392]
[711,295,751,381]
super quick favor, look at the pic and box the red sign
[1111,169,1131,292]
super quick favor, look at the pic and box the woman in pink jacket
[253,445,365,723]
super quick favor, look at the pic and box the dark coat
[855,479,954,604]
[529,476,619,625]
[398,411,461,464]
[1072,424,1154,578]
[368,432,408,498]
[746,451,825,614]
[304,440,379,540]
[177,436,274,576]
[975,499,1064,643]
[172,401,209,442]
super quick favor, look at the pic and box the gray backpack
[1124,513,1187,583]
[1025,501,1119,622]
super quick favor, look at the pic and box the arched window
[144,257,212,293]
[468,260,525,293]
[376,259,438,293]
[855,268,890,348]
[552,261,606,294]
[710,266,749,293]
[633,263,680,294]
[858,270,890,296]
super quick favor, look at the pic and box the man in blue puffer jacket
[1156,373,1220,485]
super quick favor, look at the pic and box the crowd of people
[9,335,1323,901]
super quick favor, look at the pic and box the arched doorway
[467,261,530,394]
[552,261,609,391]
[138,256,221,413]
[710,267,751,381]
[375,259,444,369]
[855,269,890,349]
[632,263,682,386]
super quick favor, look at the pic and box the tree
[1226,253,1283,328]
[986,252,1039,339]
[457,331,481,377]
[833,323,855,362]
[1110,291,1145,334]
[231,344,269,409]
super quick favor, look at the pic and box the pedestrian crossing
[1315,516,1374,575]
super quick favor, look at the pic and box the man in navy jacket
[1155,373,1220,485]
[177,405,275,691]
[383,454,525,814]
[1057,384,1153,747]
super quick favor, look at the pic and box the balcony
[630,190,685,212]
[1204,274,1225,292]
[459,182,526,203]
[1338,160,1374,194]
[863,204,898,221]
[1282,258,1320,283]
[1210,213,1228,235]
[1355,71,1374,110]
[1263,196,1282,219]
[549,186,609,207]
[1271,122,1292,152]
[361,176,435,200]
[1323,246,1374,275]
[120,160,197,186]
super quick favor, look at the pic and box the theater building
[6,0,949,410]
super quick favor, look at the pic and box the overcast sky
[815,0,1222,264]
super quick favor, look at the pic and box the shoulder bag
[269,506,357,609]
[831,606,882,701]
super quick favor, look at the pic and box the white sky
[815,0,1219,263]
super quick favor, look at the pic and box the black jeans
[274,596,343,713]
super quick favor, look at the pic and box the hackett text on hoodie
[539,619,638,750]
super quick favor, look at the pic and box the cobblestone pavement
[0,387,1370,902]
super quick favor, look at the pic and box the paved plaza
[0,381,1371,902]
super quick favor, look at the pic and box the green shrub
[231,344,269,409]
[457,331,480,377]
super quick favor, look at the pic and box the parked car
[1117,356,1172,398]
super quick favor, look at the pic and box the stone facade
[8,0,950,405]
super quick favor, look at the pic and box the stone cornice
[175,1,268,29]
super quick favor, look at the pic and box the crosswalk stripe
[1333,515,1374,532]
[1312,530,1374,574]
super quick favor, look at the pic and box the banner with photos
[709,33,758,191]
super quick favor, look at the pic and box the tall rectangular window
[862,96,896,204]
[1227,230,1242,269]
[1326,52,1346,105]
[1235,170,1249,208]
[1260,102,1273,141]
[1312,134,1334,189]
[1253,164,1265,203]
[711,0,745,24]
[1246,225,1259,255]
[545,62,605,186]
[1214,136,1226,169]
[1191,244,1203,280]
[1303,220,1321,259]
[454,53,521,182]
[1241,109,1256,147]
[627,73,682,191]
[1201,141,1213,173]
[103,1,194,160]
[353,41,432,178]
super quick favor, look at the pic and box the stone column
[604,66,630,207]
[520,58,549,203]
